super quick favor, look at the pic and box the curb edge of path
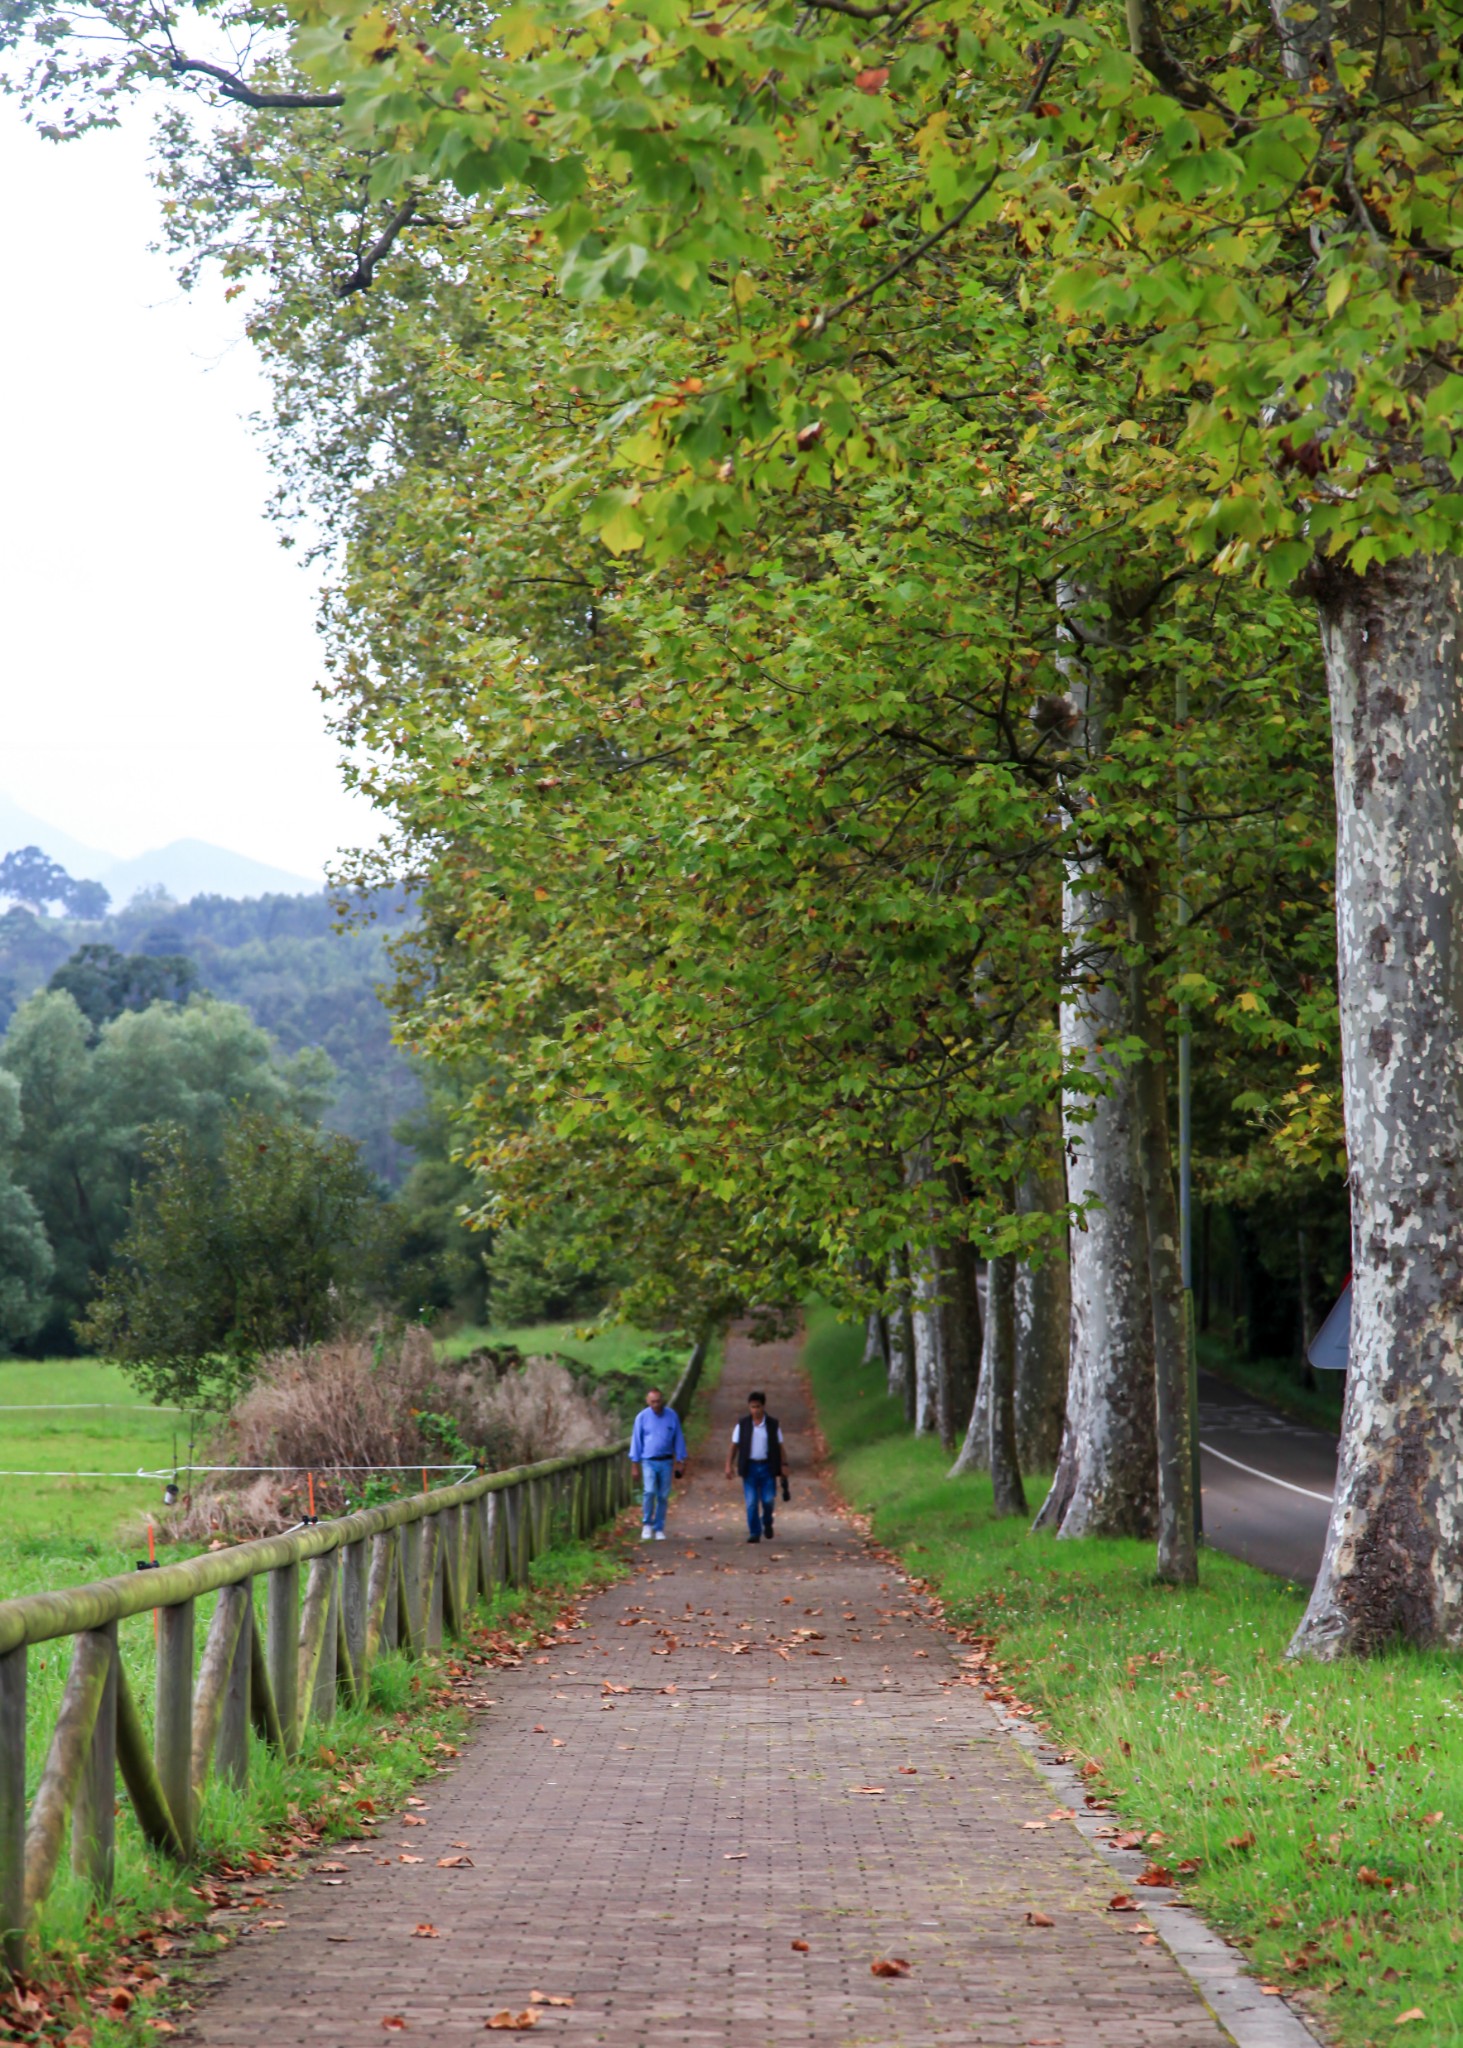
[985,1695,1330,2048]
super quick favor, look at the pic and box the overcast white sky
[0,106,382,882]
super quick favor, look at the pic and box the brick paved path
[185,1332,1235,2047]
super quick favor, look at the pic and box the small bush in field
[151,1328,622,1539]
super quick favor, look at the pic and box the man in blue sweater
[629,1387,688,1541]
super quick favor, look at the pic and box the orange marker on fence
[308,1471,316,1520]
[422,1468,429,1495]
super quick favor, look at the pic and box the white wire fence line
[0,1462,483,1481]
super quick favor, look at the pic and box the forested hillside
[0,887,418,1180]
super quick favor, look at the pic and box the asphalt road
[1197,1370,1339,1585]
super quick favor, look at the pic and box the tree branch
[169,55,345,110]
[336,198,418,297]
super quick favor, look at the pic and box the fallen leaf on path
[854,1787,886,1795]
[315,1862,347,1874]
[723,1852,747,1860]
[411,1925,440,1939]
[528,1992,574,2007]
[1136,1866,1175,1887]
[550,1739,566,1748]
[381,2019,406,2033]
[790,1940,809,1952]
[870,1958,911,1978]
[451,1841,473,1849]
[1021,1821,1050,1831]
[532,1726,547,1734]
[438,1855,474,1868]
[898,1767,917,1775]
[1025,1911,1055,1928]
[401,1816,426,1828]
[486,2010,539,2030]
[1107,1896,1139,1913]
[399,1854,424,1865]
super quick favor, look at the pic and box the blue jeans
[743,1461,776,1539]
[641,1458,674,1531]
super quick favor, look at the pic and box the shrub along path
[181,1333,1281,2047]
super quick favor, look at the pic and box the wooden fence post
[0,1644,27,1979]
[268,1562,300,1757]
[155,1600,195,1859]
[217,1582,251,1788]
[71,1623,118,1898]
[341,1541,367,1703]
[423,1517,444,1650]
[399,1521,423,1654]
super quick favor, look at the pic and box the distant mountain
[0,794,319,906]
[98,839,317,904]
[0,793,114,882]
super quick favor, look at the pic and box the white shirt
[733,1419,770,1460]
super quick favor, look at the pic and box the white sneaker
[641,1526,653,1540]
[654,1530,666,1540]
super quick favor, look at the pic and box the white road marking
[1199,1440,1334,1506]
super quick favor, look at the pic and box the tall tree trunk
[1014,1111,1070,1472]
[986,1253,1028,1516]
[937,1201,981,1452]
[911,1245,944,1437]
[950,1261,992,1476]
[1291,554,1463,1657]
[1034,864,1157,1538]
[862,1311,887,1372]
[887,1250,917,1424]
[1036,593,1158,1538]
[1127,860,1197,1585]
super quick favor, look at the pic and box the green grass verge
[1198,1335,1346,1435]
[806,1305,1463,2048]
[17,1529,631,2045]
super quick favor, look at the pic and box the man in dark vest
[723,1390,789,1544]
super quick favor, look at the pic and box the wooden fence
[0,1341,706,1977]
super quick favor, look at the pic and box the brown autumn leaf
[1025,1911,1055,1928]
[438,1854,474,1868]
[1394,2012,1426,2028]
[855,64,889,92]
[1422,1811,1444,1827]
[795,421,824,451]
[1107,1896,1139,1913]
[485,2011,539,2030]
[790,1940,810,1953]
[855,1787,887,1796]
[382,2019,407,2033]
[315,1862,348,1874]
[1136,1865,1175,1887]
[898,1766,918,1775]
[870,1958,911,1978]
[1226,1831,1256,1853]
[528,1992,574,2007]
[1357,1866,1394,1889]
[401,1816,426,1828]
[532,1726,547,1734]
[411,1925,440,1939]
[107,1989,135,2014]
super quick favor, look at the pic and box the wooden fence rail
[0,1340,706,1977]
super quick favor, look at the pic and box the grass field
[807,1306,1463,2048]
[437,1319,683,1379]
